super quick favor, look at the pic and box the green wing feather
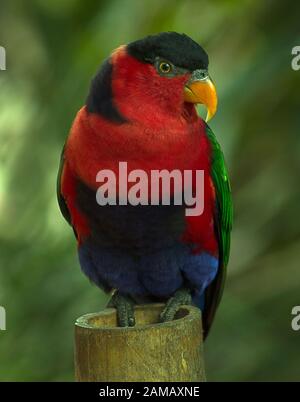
[203,123,233,338]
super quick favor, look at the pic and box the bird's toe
[160,287,192,322]
[108,291,136,327]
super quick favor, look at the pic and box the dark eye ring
[159,61,172,74]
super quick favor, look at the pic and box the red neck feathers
[65,47,211,190]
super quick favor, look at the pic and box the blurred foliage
[0,0,300,381]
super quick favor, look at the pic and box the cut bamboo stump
[75,303,206,382]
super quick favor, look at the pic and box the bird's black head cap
[127,32,209,71]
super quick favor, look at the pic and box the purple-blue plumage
[75,175,218,306]
[78,238,218,306]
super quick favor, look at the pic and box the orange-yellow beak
[184,71,217,122]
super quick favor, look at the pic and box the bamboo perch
[75,303,206,382]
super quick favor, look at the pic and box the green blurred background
[0,0,300,381]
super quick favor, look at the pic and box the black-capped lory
[57,32,232,338]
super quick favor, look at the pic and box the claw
[108,291,136,327]
[160,287,192,322]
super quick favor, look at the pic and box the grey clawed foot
[160,287,192,322]
[108,291,136,327]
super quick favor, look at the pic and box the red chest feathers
[64,107,218,255]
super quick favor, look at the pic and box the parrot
[57,32,232,339]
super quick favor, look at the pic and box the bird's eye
[158,61,172,74]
